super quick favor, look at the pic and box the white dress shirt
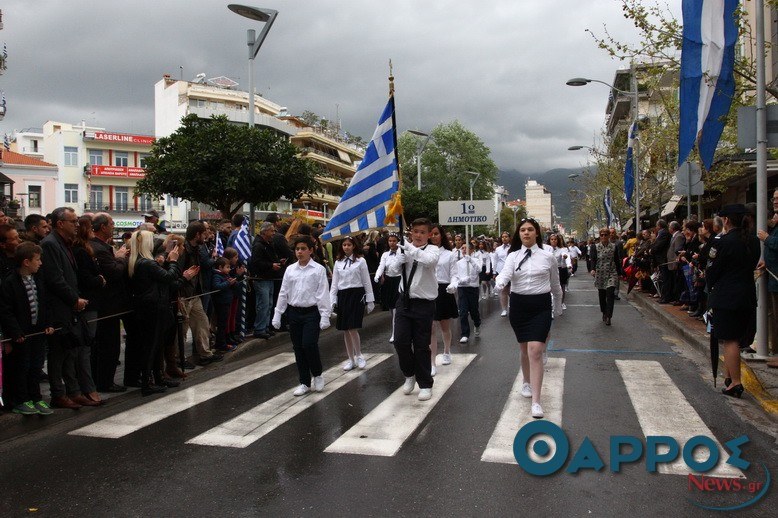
[451,253,481,288]
[567,245,581,260]
[375,249,404,280]
[435,248,457,284]
[493,243,511,274]
[398,242,440,300]
[275,260,331,318]
[495,244,563,316]
[552,247,572,268]
[330,256,375,304]
[472,250,492,273]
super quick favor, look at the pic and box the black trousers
[393,299,435,389]
[659,265,674,301]
[93,313,131,390]
[214,301,231,348]
[133,306,166,388]
[598,287,616,318]
[457,286,481,337]
[5,335,46,405]
[287,306,322,386]
[47,333,79,399]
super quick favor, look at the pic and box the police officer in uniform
[705,204,761,398]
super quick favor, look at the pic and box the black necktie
[516,249,532,271]
[343,256,353,269]
[390,251,396,256]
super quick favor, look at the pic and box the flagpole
[755,0,768,358]
[388,60,406,245]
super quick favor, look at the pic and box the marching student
[374,232,404,343]
[428,224,457,375]
[394,218,441,401]
[567,238,582,276]
[495,217,563,419]
[273,235,331,396]
[493,231,512,316]
[330,235,375,371]
[548,234,571,310]
[474,239,493,300]
[449,241,481,343]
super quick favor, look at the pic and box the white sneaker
[431,365,437,377]
[293,384,310,397]
[356,355,367,369]
[342,359,354,371]
[500,310,508,317]
[562,303,567,310]
[418,388,432,401]
[459,336,469,344]
[402,377,415,395]
[521,382,532,398]
[542,351,548,366]
[441,353,452,365]
[531,403,544,419]
[389,336,394,343]
[313,376,325,392]
[474,327,480,337]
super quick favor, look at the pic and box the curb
[626,289,778,416]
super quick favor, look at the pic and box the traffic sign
[674,162,704,196]
[438,200,494,226]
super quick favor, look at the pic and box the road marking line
[70,353,297,439]
[324,354,477,457]
[481,358,565,464]
[187,353,393,448]
[616,360,744,478]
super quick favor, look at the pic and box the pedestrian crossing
[68,352,743,478]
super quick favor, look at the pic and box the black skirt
[508,292,553,343]
[336,287,366,330]
[558,267,570,287]
[434,283,459,321]
[712,307,755,342]
[380,276,401,310]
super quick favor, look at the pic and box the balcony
[188,105,297,136]
[83,202,165,214]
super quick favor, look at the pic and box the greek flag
[320,96,399,241]
[3,133,9,151]
[678,0,737,170]
[624,121,637,207]
[234,217,252,262]
[603,187,615,228]
[215,234,224,257]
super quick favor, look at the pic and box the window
[64,146,78,167]
[28,186,41,208]
[64,183,78,203]
[31,140,39,152]
[115,187,128,211]
[90,186,103,209]
[167,196,179,207]
[114,151,128,167]
[139,153,150,168]
[88,149,104,166]
[189,98,206,108]
[138,194,153,211]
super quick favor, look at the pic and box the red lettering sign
[91,165,146,178]
[93,132,155,145]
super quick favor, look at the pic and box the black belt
[288,305,318,313]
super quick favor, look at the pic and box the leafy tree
[137,114,319,219]
[498,205,526,235]
[299,110,320,127]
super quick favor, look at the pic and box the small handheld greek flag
[215,234,224,257]
[234,217,252,262]
[603,187,615,228]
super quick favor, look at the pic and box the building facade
[0,149,58,217]
[525,179,553,229]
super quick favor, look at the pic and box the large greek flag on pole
[678,0,738,171]
[624,121,637,207]
[234,217,252,262]
[603,187,615,228]
[320,97,399,241]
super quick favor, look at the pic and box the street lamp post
[465,171,480,250]
[567,66,641,232]
[228,4,278,232]
[511,205,519,231]
[408,130,431,190]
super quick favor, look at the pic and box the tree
[498,205,526,235]
[397,120,499,225]
[136,114,319,219]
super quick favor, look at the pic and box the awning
[0,171,15,184]
[661,194,683,216]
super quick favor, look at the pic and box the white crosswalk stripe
[70,353,297,439]
[616,360,744,478]
[187,353,393,448]
[324,354,477,457]
[481,358,566,464]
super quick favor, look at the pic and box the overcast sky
[0,0,681,175]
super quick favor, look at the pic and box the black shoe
[689,309,703,318]
[253,332,271,340]
[182,360,196,370]
[605,317,612,326]
[208,354,224,363]
[124,379,142,388]
[156,378,180,388]
[724,377,732,387]
[722,384,744,398]
[266,329,276,337]
[141,385,167,396]
[104,384,127,393]
[614,296,621,300]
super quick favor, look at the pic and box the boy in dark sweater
[212,257,237,352]
[0,242,55,415]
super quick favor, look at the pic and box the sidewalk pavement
[627,287,778,417]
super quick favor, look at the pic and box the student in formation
[374,232,403,343]
[449,240,481,344]
[474,239,493,300]
[272,235,331,396]
[548,233,571,311]
[428,224,458,375]
[330,235,375,371]
[492,231,512,317]
[394,218,441,401]
[495,218,563,419]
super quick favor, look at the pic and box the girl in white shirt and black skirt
[429,224,458,375]
[495,218,563,419]
[330,236,375,371]
[374,233,404,343]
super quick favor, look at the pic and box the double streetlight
[408,129,432,190]
[567,71,641,231]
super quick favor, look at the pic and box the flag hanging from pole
[234,217,251,262]
[215,233,225,257]
[624,121,637,207]
[677,0,738,171]
[320,96,400,242]
[603,187,615,228]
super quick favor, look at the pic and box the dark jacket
[706,229,761,310]
[0,271,50,339]
[0,253,15,282]
[91,237,130,313]
[40,231,80,326]
[177,241,203,297]
[211,270,234,306]
[650,228,670,267]
[250,236,281,280]
[130,258,181,311]
[73,244,105,311]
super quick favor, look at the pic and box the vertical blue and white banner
[320,97,399,241]
[678,0,738,170]
[603,187,615,228]
[624,121,637,207]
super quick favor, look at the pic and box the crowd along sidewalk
[626,287,778,417]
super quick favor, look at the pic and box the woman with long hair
[547,233,570,310]
[589,228,622,325]
[495,218,562,419]
[330,235,375,370]
[374,232,403,342]
[429,224,458,374]
[128,230,181,396]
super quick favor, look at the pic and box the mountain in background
[498,167,590,228]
